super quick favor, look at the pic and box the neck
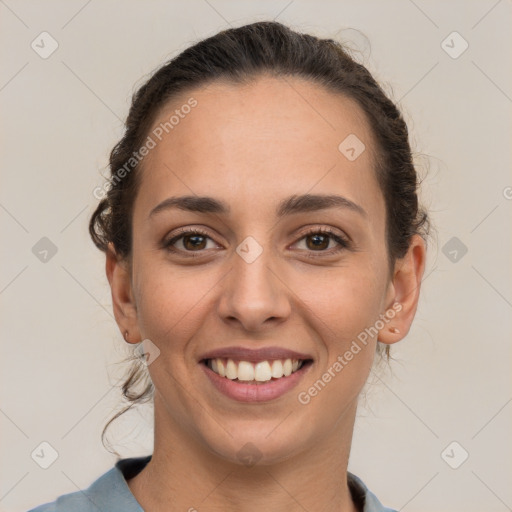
[127,393,360,512]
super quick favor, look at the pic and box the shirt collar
[83,455,395,512]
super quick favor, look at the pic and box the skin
[106,75,426,512]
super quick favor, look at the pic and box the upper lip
[199,346,314,363]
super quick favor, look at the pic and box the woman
[29,20,428,512]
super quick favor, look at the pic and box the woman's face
[111,75,420,464]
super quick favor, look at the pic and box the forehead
[134,75,384,226]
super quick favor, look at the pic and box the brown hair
[89,21,430,455]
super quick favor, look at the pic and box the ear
[378,234,427,345]
[105,242,141,344]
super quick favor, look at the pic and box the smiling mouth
[202,357,314,384]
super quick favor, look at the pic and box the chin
[199,416,314,467]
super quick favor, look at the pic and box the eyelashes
[163,228,217,255]
[162,226,352,259]
[294,227,350,253]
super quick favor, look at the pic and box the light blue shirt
[27,455,397,512]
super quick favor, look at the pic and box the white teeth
[208,357,305,382]
[271,360,283,378]
[217,359,226,377]
[226,359,238,379]
[237,361,255,381]
[254,361,272,382]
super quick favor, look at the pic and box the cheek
[133,258,209,350]
[293,272,380,415]
[296,263,386,344]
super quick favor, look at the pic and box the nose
[217,243,291,332]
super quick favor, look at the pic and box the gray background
[1,1,511,511]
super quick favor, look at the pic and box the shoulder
[25,467,119,512]
[348,472,398,512]
[26,490,100,512]
[26,504,57,512]
[26,456,151,512]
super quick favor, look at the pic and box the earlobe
[106,243,141,344]
[378,235,427,345]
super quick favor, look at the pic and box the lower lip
[201,361,312,403]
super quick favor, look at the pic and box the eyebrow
[148,193,367,219]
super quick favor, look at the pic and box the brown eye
[294,228,350,254]
[163,229,217,256]
[181,234,207,251]
[305,233,331,250]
